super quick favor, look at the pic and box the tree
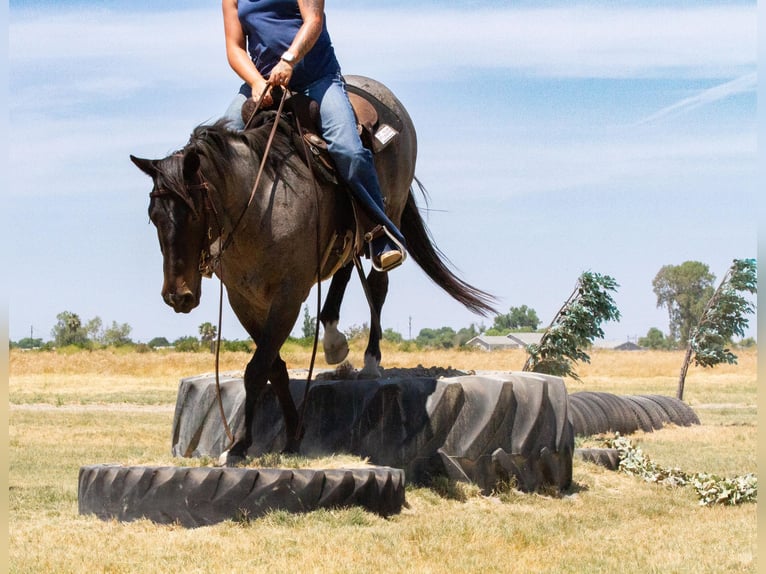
[85,317,103,342]
[199,322,218,353]
[14,337,44,350]
[523,272,620,380]
[416,326,457,349]
[490,305,541,334]
[638,327,675,350]
[51,311,89,348]
[382,328,403,344]
[455,324,479,347]
[174,336,200,352]
[102,321,133,347]
[301,305,317,339]
[148,337,171,349]
[652,261,715,346]
[220,339,253,352]
[676,258,757,400]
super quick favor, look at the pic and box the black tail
[401,179,498,317]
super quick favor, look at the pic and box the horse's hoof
[221,452,245,468]
[322,321,349,365]
[324,343,350,365]
[358,354,381,379]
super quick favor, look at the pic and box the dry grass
[8,347,758,573]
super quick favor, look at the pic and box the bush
[221,339,253,353]
[606,434,757,506]
[174,336,201,353]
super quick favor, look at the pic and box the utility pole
[408,316,412,341]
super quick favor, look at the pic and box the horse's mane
[187,116,299,183]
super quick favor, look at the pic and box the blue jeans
[223,73,405,248]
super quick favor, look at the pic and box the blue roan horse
[131,76,495,463]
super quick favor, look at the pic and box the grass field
[8,346,757,573]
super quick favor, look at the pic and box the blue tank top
[238,0,340,92]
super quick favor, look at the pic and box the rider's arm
[268,0,325,86]
[222,0,271,101]
[287,0,325,63]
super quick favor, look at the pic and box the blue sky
[7,1,758,345]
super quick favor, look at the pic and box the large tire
[569,392,699,436]
[591,392,641,435]
[569,393,609,436]
[171,371,574,494]
[622,396,656,432]
[579,392,640,435]
[623,395,667,430]
[643,394,701,427]
[79,464,405,527]
[574,448,621,471]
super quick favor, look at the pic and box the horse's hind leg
[360,269,389,378]
[320,263,353,364]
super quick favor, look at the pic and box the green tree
[677,258,757,400]
[523,272,620,380]
[85,317,103,343]
[382,328,403,344]
[490,305,541,334]
[199,322,218,353]
[51,311,89,348]
[638,327,675,350]
[221,339,253,352]
[652,261,715,346]
[454,324,479,347]
[14,337,44,350]
[301,305,317,339]
[103,321,133,347]
[148,337,171,348]
[174,336,200,352]
[416,326,457,349]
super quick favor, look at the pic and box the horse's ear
[182,149,200,182]
[130,155,157,177]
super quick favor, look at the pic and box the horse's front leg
[320,262,353,364]
[268,354,301,453]
[226,351,270,465]
[360,269,389,378]
[226,299,303,466]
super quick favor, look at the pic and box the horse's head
[131,152,208,313]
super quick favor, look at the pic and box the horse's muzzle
[164,289,198,313]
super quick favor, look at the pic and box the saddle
[240,85,403,275]
[241,86,400,180]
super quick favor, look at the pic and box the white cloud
[9,4,756,86]
[633,72,758,126]
[330,6,756,79]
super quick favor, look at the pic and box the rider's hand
[251,78,273,108]
[268,60,293,88]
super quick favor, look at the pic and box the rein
[219,86,289,255]
[200,86,325,453]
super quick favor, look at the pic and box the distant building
[592,339,643,351]
[466,333,642,352]
[466,332,543,352]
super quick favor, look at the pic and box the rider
[221,0,405,272]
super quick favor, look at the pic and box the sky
[6,0,759,346]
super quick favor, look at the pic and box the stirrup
[366,225,407,273]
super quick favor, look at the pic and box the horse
[131,76,496,463]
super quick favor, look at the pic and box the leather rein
[183,86,324,452]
